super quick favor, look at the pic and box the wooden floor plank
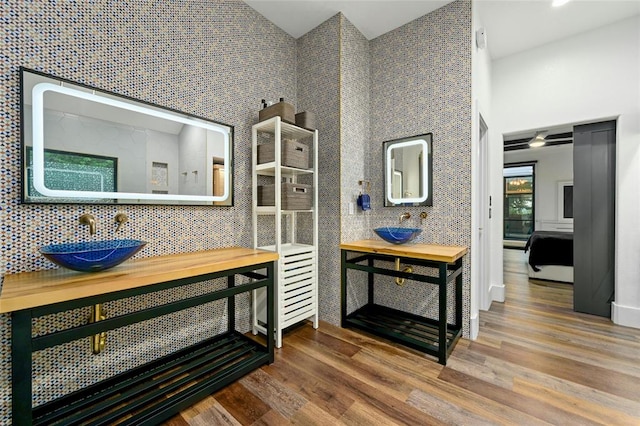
[277,343,441,425]
[513,377,640,425]
[239,369,307,419]
[285,332,415,401]
[406,388,505,426]
[261,355,353,420]
[188,399,242,426]
[165,248,640,425]
[470,338,640,401]
[437,367,599,425]
[213,382,271,425]
[338,401,405,426]
[289,402,348,425]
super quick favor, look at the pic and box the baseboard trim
[489,284,505,303]
[470,312,479,340]
[612,302,640,329]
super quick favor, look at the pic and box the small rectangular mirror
[383,133,433,207]
[21,68,234,205]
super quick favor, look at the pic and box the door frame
[471,111,490,339]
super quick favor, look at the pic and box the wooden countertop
[0,247,279,314]
[340,239,467,263]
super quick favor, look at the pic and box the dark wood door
[573,120,616,317]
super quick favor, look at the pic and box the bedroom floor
[165,249,640,425]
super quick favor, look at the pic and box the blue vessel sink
[40,239,147,272]
[374,227,422,244]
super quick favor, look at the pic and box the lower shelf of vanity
[33,331,268,426]
[344,304,462,360]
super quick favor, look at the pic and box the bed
[524,230,573,283]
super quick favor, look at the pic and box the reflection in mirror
[383,133,433,207]
[21,68,234,205]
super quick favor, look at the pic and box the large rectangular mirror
[383,133,433,207]
[21,68,234,205]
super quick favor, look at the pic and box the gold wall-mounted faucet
[399,212,411,223]
[79,213,97,235]
[115,212,128,232]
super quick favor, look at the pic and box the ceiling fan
[528,130,574,148]
[528,131,548,148]
[504,130,574,151]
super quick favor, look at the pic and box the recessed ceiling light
[552,0,571,7]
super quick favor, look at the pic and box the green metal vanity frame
[0,247,278,426]
[340,240,467,365]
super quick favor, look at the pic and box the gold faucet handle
[419,212,428,224]
[79,213,97,235]
[115,213,128,232]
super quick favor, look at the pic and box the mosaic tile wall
[339,17,372,315]
[0,0,296,421]
[368,0,472,336]
[297,15,342,325]
[296,2,471,332]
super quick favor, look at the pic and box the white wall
[30,108,148,192]
[471,1,494,339]
[504,144,573,229]
[492,15,640,328]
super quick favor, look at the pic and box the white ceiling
[244,0,640,59]
[243,1,452,40]
[478,0,640,59]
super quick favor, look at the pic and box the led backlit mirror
[21,68,233,205]
[383,133,433,207]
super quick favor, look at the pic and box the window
[504,165,534,241]
[25,147,117,202]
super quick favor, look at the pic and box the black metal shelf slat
[35,333,265,426]
[362,304,460,340]
[354,311,442,344]
[351,308,440,342]
[33,333,238,418]
[121,350,270,426]
[345,304,461,359]
[34,334,247,425]
[85,343,257,426]
[346,316,439,354]
[348,315,457,348]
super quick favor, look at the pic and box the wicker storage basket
[295,111,315,130]
[258,101,295,123]
[257,140,309,169]
[258,183,312,210]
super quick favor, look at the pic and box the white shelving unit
[251,116,318,348]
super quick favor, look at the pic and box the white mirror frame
[28,77,231,204]
[385,138,430,204]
